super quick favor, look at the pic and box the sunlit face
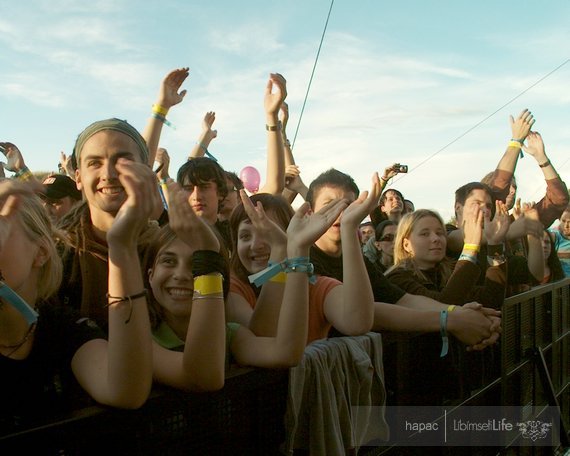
[237,219,273,274]
[560,211,570,238]
[359,225,375,244]
[456,189,493,224]
[403,216,447,269]
[542,231,552,260]
[149,238,195,322]
[0,216,43,306]
[75,130,143,217]
[381,190,403,215]
[374,224,397,257]
[312,186,356,245]
[181,178,220,225]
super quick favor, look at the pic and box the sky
[1,0,569,223]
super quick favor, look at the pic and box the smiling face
[560,210,570,238]
[402,215,447,269]
[380,190,404,216]
[149,237,195,323]
[236,219,272,274]
[75,130,143,222]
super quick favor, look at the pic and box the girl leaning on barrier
[0,172,154,431]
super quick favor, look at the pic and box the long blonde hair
[18,195,63,300]
[389,209,453,286]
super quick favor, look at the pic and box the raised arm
[258,73,287,195]
[151,181,226,391]
[71,159,156,408]
[487,109,535,201]
[142,67,189,165]
[0,142,42,190]
[324,173,381,335]
[521,202,545,283]
[521,131,569,227]
[188,112,218,159]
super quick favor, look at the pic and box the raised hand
[59,151,75,177]
[156,67,189,109]
[522,131,547,162]
[461,204,483,246]
[509,109,535,142]
[201,111,218,141]
[287,199,349,255]
[0,180,31,250]
[484,200,510,245]
[0,142,26,172]
[107,159,161,248]
[264,73,287,117]
[341,172,382,229]
[155,147,171,181]
[239,190,287,248]
[512,198,522,220]
[165,181,220,252]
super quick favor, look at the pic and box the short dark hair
[454,182,495,218]
[306,169,359,207]
[379,188,404,208]
[375,220,396,240]
[176,157,228,200]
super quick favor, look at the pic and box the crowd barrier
[2,280,569,455]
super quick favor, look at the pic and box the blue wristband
[248,257,316,286]
[0,281,39,325]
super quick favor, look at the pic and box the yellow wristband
[152,104,169,116]
[508,140,522,149]
[194,274,223,296]
[463,243,480,252]
[447,305,456,313]
[269,272,287,284]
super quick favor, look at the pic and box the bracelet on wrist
[458,253,478,264]
[463,243,480,253]
[538,159,550,168]
[151,113,176,129]
[248,257,316,286]
[196,143,218,162]
[193,273,224,298]
[152,104,169,116]
[105,289,148,324]
[266,121,283,132]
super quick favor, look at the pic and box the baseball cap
[42,174,82,201]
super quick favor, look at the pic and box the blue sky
[2,0,569,222]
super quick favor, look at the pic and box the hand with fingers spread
[107,159,161,248]
[59,151,75,177]
[239,189,287,256]
[341,172,382,230]
[287,199,349,256]
[157,67,189,110]
[509,109,535,143]
[522,131,547,162]
[484,200,510,245]
[201,111,217,141]
[165,181,220,252]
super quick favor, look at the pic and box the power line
[291,0,335,150]
[392,58,570,185]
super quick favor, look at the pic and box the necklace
[0,323,37,358]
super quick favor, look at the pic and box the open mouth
[167,287,193,298]
[251,254,270,263]
[98,187,124,195]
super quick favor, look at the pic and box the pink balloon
[240,166,261,193]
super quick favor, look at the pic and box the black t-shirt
[310,245,405,304]
[0,301,104,435]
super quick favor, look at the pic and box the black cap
[42,174,82,201]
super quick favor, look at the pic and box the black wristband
[192,250,229,297]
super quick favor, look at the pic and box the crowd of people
[1,67,569,440]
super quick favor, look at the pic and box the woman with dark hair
[538,230,565,284]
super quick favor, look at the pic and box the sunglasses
[379,234,395,242]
